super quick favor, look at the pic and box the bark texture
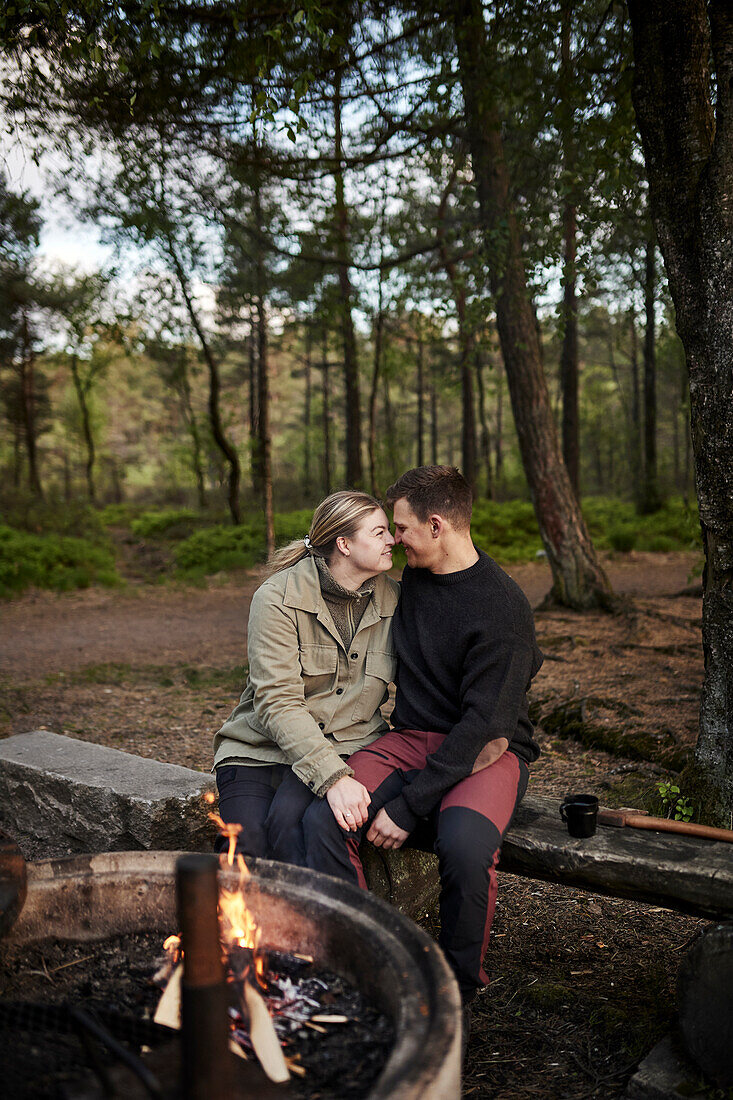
[333,73,363,488]
[452,0,614,608]
[628,0,733,820]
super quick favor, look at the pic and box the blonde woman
[213,490,398,865]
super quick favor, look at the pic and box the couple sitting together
[213,464,543,1009]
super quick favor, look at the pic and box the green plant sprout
[656,781,694,822]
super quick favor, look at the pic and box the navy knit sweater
[384,549,543,833]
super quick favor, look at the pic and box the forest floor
[1,548,718,1099]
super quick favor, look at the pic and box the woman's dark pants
[214,763,316,864]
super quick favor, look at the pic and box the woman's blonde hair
[263,490,384,577]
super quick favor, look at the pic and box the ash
[251,950,395,1097]
[0,934,394,1099]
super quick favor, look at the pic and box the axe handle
[598,808,733,844]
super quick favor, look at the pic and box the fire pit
[3,850,461,1098]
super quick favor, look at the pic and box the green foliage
[174,509,322,577]
[98,502,140,527]
[174,524,262,576]
[607,524,637,552]
[0,524,119,597]
[655,780,694,822]
[131,507,200,540]
[1,493,108,542]
[469,496,699,562]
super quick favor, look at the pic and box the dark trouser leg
[435,752,529,1001]
[303,729,446,887]
[214,763,288,860]
[265,768,319,867]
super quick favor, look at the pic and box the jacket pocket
[351,650,396,722]
[299,644,338,697]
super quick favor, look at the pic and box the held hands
[326,775,371,832]
[366,807,409,850]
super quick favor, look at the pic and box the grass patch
[0,526,120,598]
[44,662,247,691]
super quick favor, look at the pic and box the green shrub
[0,525,120,598]
[608,524,637,552]
[131,508,201,540]
[640,535,676,552]
[98,503,140,528]
[1,495,107,543]
[174,525,263,575]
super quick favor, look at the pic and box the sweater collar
[282,553,396,616]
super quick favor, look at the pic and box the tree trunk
[416,327,425,468]
[383,372,399,479]
[304,321,312,498]
[452,0,614,608]
[167,240,241,524]
[69,353,96,504]
[430,366,438,465]
[321,324,332,495]
[179,359,206,509]
[628,0,733,820]
[559,0,580,498]
[20,309,43,498]
[252,176,275,556]
[639,234,662,513]
[248,318,262,494]
[333,72,363,488]
[368,290,384,498]
[436,169,477,488]
[474,346,495,500]
[495,367,503,484]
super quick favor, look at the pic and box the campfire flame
[154,791,290,1081]
[205,794,266,985]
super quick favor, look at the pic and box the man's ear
[428,514,444,538]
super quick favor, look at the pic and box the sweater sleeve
[383,633,536,832]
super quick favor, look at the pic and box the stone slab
[499,794,733,921]
[625,1035,709,1099]
[0,731,216,853]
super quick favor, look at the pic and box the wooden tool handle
[627,815,733,843]
[598,808,733,843]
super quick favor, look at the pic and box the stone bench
[0,731,216,854]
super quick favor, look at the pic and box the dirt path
[0,552,698,676]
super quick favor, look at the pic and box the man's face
[392,499,437,569]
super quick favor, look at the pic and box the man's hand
[326,775,371,832]
[367,807,409,850]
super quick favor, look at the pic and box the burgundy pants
[302,729,528,1001]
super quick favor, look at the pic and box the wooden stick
[598,808,733,843]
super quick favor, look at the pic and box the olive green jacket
[213,555,399,796]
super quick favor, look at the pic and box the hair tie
[303,536,312,550]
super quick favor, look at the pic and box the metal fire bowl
[6,851,461,1099]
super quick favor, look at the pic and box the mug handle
[559,803,569,823]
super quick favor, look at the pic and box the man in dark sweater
[303,465,542,1008]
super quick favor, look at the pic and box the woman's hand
[326,775,371,832]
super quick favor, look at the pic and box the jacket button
[350,652,358,660]
[336,688,344,695]
[318,722,325,729]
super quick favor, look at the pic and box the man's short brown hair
[385,466,473,530]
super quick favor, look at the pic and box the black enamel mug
[560,794,599,838]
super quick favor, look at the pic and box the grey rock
[625,1035,708,1099]
[0,731,216,854]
